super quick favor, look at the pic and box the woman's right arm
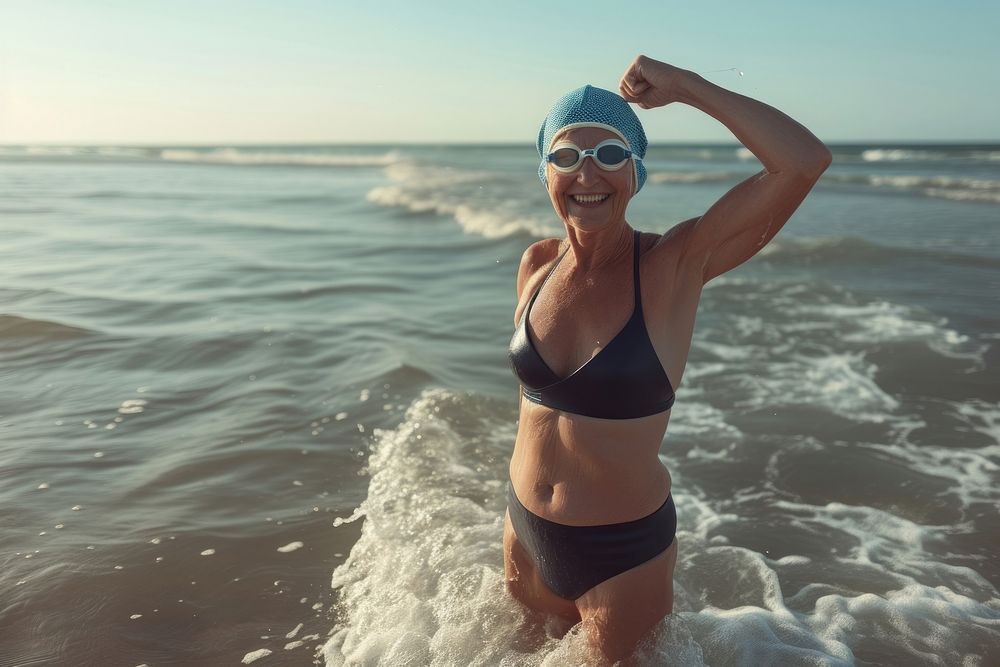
[620,55,831,285]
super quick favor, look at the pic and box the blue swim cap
[537,85,647,195]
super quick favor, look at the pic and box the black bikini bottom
[506,478,677,601]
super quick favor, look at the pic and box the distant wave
[822,172,1000,205]
[648,170,752,184]
[851,146,1000,163]
[367,185,553,238]
[159,148,401,167]
[862,148,942,162]
[367,162,556,239]
[77,190,205,201]
[0,146,157,161]
[650,166,1000,205]
[825,171,999,190]
[922,187,1000,204]
[759,235,1000,270]
[0,145,403,168]
[381,162,491,186]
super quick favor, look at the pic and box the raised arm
[620,55,832,284]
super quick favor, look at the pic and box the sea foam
[366,162,556,239]
[323,389,1000,665]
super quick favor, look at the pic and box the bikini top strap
[521,243,569,324]
[632,229,642,310]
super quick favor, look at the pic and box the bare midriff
[508,398,673,526]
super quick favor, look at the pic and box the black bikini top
[508,229,676,419]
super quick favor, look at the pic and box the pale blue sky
[1,0,997,144]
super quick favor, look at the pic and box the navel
[532,482,555,500]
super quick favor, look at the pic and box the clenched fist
[619,55,689,109]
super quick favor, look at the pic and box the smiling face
[545,126,635,231]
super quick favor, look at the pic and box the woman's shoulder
[516,238,563,299]
[521,237,563,267]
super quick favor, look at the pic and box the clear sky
[1,0,997,144]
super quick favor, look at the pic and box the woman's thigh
[574,537,679,663]
[503,510,581,622]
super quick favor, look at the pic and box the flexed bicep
[682,164,828,285]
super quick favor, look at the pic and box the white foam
[118,399,147,414]
[332,507,365,527]
[366,185,552,239]
[862,398,1000,509]
[801,299,986,363]
[366,162,557,239]
[665,397,745,443]
[923,187,1000,204]
[773,169,1000,203]
[807,585,1000,664]
[688,283,986,437]
[324,390,570,664]
[954,399,1000,444]
[241,648,272,664]
[862,148,937,162]
[323,389,1000,665]
[868,174,925,188]
[868,174,1000,191]
[723,350,899,420]
[382,161,487,186]
[694,339,755,361]
[675,492,1000,664]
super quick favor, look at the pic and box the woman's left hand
[619,55,689,109]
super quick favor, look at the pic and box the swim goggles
[546,139,638,173]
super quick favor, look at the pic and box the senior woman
[503,55,831,663]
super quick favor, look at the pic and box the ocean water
[1,143,999,666]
